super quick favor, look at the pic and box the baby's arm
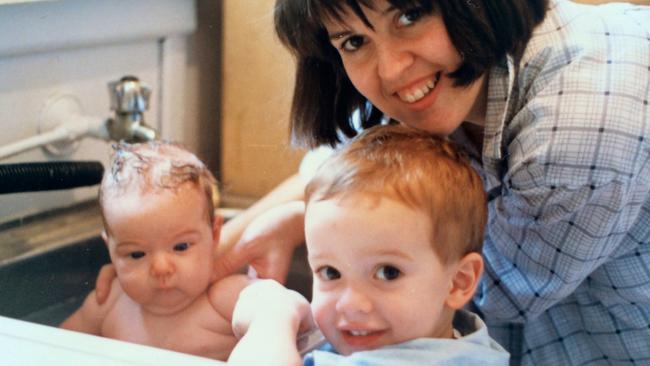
[227,280,313,366]
[60,278,121,335]
[207,273,251,323]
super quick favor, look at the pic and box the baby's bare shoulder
[207,274,251,320]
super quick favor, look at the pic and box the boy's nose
[335,286,374,318]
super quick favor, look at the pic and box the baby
[229,124,508,365]
[61,141,248,361]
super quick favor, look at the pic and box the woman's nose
[335,286,374,317]
[376,42,413,82]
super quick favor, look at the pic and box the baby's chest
[102,298,236,360]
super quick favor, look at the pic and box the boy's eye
[376,265,401,281]
[341,35,365,52]
[397,8,423,27]
[130,251,145,260]
[317,266,341,281]
[173,242,189,252]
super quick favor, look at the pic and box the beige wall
[221,0,304,203]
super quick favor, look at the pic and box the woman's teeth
[398,74,439,103]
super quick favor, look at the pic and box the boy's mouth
[339,328,386,348]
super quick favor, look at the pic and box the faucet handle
[108,75,151,114]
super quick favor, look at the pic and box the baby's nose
[150,253,175,278]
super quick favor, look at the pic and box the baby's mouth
[397,72,441,103]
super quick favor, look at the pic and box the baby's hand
[232,279,313,339]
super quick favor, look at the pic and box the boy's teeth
[399,75,438,103]
[349,330,370,336]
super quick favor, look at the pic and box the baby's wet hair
[100,140,219,223]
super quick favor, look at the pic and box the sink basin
[0,236,109,326]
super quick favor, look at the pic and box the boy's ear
[212,214,224,244]
[445,252,483,310]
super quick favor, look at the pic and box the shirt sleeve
[473,1,650,322]
[476,169,649,322]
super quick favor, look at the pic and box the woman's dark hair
[274,0,549,147]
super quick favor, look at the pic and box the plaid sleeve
[473,0,650,323]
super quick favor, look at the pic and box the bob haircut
[305,124,487,263]
[99,141,219,227]
[274,0,549,148]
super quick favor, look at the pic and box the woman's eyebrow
[328,30,351,41]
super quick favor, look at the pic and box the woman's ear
[445,252,484,310]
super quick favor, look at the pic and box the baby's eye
[341,35,365,52]
[317,266,341,281]
[397,8,423,27]
[375,265,401,281]
[173,242,189,252]
[130,251,145,260]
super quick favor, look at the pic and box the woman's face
[323,1,487,135]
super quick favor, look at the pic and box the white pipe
[0,116,109,161]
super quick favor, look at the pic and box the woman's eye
[317,266,341,281]
[397,8,422,27]
[376,265,401,281]
[341,35,365,52]
[173,242,189,252]
[130,251,145,260]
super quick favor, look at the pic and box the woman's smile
[325,1,487,135]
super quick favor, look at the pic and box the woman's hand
[93,264,117,304]
[213,200,306,283]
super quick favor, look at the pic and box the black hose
[0,161,104,194]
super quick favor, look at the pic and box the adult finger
[213,244,255,282]
[94,264,117,304]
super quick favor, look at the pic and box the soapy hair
[99,141,219,223]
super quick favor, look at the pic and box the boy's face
[102,184,218,315]
[305,195,457,355]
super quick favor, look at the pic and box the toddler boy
[229,124,508,365]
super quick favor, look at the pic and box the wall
[220,0,305,204]
[0,0,221,224]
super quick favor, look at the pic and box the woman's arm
[213,174,307,282]
[218,173,306,257]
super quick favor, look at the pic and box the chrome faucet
[0,75,158,160]
[106,76,157,142]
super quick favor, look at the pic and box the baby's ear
[445,252,483,310]
[101,229,109,246]
[212,214,224,244]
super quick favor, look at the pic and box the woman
[99,0,650,364]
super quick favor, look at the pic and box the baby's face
[102,184,216,315]
[305,195,457,355]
